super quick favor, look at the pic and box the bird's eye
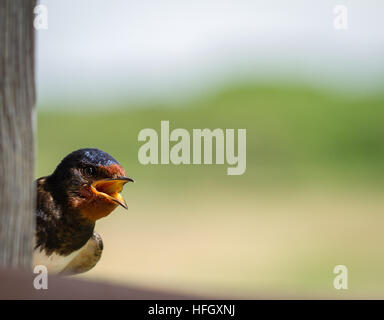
[85,167,94,176]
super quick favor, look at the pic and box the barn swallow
[33,148,134,275]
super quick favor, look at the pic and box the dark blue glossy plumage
[56,148,120,170]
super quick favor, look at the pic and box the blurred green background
[36,0,384,299]
[37,84,384,298]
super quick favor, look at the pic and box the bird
[33,148,134,275]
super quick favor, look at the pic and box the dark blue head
[55,148,120,171]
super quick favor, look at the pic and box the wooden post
[0,0,36,268]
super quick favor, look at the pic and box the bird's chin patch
[80,199,119,222]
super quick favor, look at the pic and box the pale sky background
[36,0,384,108]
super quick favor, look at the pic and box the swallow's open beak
[91,177,134,209]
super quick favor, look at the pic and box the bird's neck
[37,207,95,256]
[36,177,96,256]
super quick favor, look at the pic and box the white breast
[33,246,83,274]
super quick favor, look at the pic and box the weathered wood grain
[0,0,36,268]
